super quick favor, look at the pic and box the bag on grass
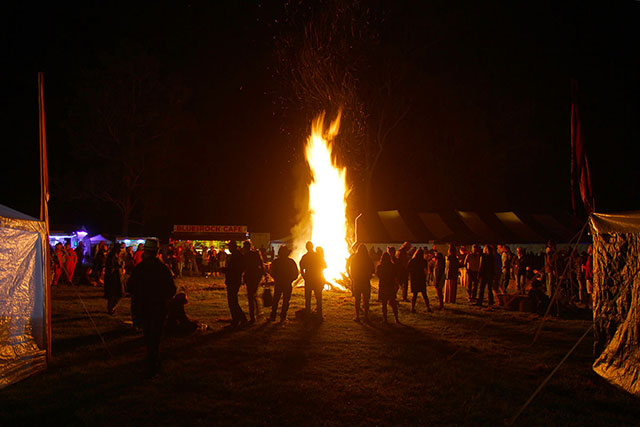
[262,287,273,307]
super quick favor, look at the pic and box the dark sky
[2,1,638,238]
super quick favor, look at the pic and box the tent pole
[38,72,52,361]
[532,220,588,345]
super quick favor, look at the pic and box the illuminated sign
[173,225,248,233]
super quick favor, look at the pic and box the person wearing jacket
[269,245,299,323]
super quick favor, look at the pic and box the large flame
[293,111,351,290]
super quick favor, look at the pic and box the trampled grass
[1,277,638,426]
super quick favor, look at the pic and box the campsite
[3,2,640,425]
[2,277,640,426]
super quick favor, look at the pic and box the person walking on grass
[225,240,247,327]
[377,252,400,323]
[128,239,176,377]
[242,240,266,323]
[408,248,432,313]
[348,243,374,322]
[269,245,299,323]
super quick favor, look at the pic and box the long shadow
[53,326,137,354]
[52,315,94,324]
[274,319,323,375]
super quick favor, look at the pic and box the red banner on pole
[571,79,594,215]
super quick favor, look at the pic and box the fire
[293,111,351,291]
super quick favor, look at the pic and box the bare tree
[65,44,188,234]
[275,0,412,212]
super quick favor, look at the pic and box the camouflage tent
[590,212,640,397]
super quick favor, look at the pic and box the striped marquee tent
[356,210,583,244]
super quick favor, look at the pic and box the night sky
[2,1,638,239]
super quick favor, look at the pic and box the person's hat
[143,239,159,252]
[278,245,291,257]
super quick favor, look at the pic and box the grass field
[2,277,639,426]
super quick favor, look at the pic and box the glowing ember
[293,111,351,291]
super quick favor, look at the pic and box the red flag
[571,79,594,215]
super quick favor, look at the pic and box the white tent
[0,203,49,388]
[590,212,640,397]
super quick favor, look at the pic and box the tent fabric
[589,212,640,397]
[0,204,48,389]
[359,210,581,244]
[495,212,544,242]
[456,211,502,242]
[377,210,416,242]
[417,213,454,240]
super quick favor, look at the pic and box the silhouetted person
[166,292,198,335]
[348,244,374,322]
[444,244,460,304]
[64,242,77,284]
[501,245,513,293]
[396,242,411,302]
[514,247,529,294]
[104,244,125,315]
[465,244,481,301]
[243,240,265,323]
[92,241,108,286]
[528,278,550,315]
[225,240,247,327]
[128,239,176,377]
[300,241,324,319]
[544,240,558,297]
[475,245,496,307]
[269,245,299,323]
[432,245,445,309]
[408,248,432,313]
[52,243,65,286]
[377,252,400,323]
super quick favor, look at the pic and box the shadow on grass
[53,325,138,354]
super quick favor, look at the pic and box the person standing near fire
[300,241,324,320]
[269,245,299,323]
[408,248,432,313]
[225,240,247,327]
[432,245,446,309]
[377,252,400,323]
[396,242,411,302]
[348,244,374,322]
[242,240,266,323]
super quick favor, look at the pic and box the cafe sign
[173,225,248,233]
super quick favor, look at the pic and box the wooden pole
[38,72,52,361]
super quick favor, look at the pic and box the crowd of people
[349,240,594,318]
[48,236,594,376]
